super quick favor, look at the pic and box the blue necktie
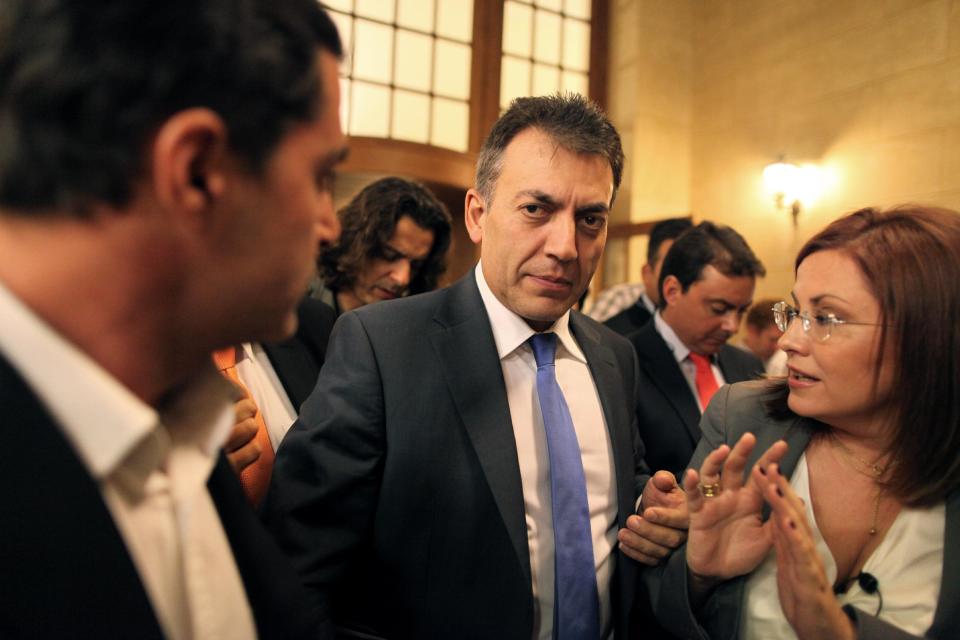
[529,333,600,640]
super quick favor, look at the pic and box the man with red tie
[628,221,766,482]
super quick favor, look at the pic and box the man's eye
[579,214,606,230]
[710,306,729,315]
[522,204,544,215]
[316,170,336,192]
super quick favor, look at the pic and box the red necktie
[212,346,275,506]
[689,352,719,411]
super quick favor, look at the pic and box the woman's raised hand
[684,433,789,582]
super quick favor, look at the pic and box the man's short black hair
[647,217,693,264]
[319,177,452,295]
[0,0,341,217]
[657,221,765,306]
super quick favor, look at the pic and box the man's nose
[720,310,741,334]
[544,214,577,262]
[390,259,413,287]
[315,193,341,246]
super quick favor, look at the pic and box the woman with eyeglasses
[646,206,960,639]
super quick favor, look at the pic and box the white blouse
[742,453,945,639]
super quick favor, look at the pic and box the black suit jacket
[629,321,763,480]
[262,297,337,411]
[263,273,649,639]
[604,300,653,336]
[0,354,322,640]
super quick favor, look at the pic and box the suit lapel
[634,324,701,442]
[261,337,319,409]
[931,489,960,635]
[428,276,531,584]
[571,314,634,526]
[0,355,163,637]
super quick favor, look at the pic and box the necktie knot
[688,351,712,371]
[529,332,557,368]
[689,352,720,410]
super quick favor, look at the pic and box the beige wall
[606,0,960,299]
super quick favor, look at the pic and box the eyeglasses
[772,301,884,342]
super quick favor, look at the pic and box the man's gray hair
[475,93,624,205]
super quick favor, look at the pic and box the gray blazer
[644,380,960,640]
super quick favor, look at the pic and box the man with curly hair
[314,176,452,314]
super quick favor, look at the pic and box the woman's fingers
[719,433,757,492]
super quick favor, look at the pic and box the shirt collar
[653,310,693,365]
[0,279,234,482]
[639,292,656,314]
[474,262,585,363]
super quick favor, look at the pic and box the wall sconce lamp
[763,158,823,227]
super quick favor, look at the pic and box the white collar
[474,262,586,363]
[0,279,233,481]
[653,310,692,365]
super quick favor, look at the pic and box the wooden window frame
[340,0,610,190]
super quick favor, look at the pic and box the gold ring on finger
[698,482,721,498]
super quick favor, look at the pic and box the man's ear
[661,274,682,307]
[464,188,487,245]
[150,108,228,221]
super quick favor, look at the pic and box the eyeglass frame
[771,301,885,342]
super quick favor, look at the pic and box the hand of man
[225,397,261,474]
[618,470,689,566]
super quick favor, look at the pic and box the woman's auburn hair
[765,205,960,507]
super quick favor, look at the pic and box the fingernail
[776,487,784,497]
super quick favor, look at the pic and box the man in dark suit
[263,94,687,639]
[604,217,692,336]
[0,2,348,637]
[629,221,766,481]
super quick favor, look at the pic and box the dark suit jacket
[604,299,653,336]
[645,381,960,640]
[262,297,337,410]
[0,354,323,640]
[262,273,650,639]
[629,321,763,480]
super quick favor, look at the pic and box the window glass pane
[431,98,469,152]
[434,40,471,100]
[392,91,430,144]
[329,12,354,69]
[325,0,353,12]
[397,0,434,32]
[532,63,560,96]
[535,0,563,10]
[395,30,432,92]
[562,18,590,72]
[349,82,391,137]
[436,0,473,43]
[353,20,394,83]
[355,0,394,22]
[564,0,591,20]
[561,70,588,96]
[533,9,561,64]
[502,1,533,58]
[500,56,531,108]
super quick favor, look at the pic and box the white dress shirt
[235,342,298,450]
[653,311,727,412]
[742,454,944,639]
[0,281,256,640]
[475,264,617,640]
